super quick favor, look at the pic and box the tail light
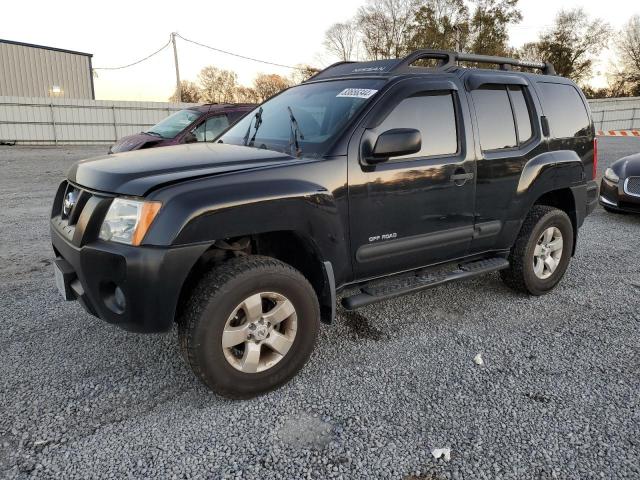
[593,137,598,179]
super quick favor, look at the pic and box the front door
[348,80,476,280]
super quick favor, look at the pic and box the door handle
[450,170,474,185]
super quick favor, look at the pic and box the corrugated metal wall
[0,41,93,99]
[589,97,640,131]
[0,96,197,145]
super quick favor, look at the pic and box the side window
[193,115,230,142]
[472,85,535,151]
[377,92,458,160]
[538,82,590,138]
[509,86,533,144]
[472,86,517,151]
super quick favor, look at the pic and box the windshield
[147,109,202,139]
[219,79,384,158]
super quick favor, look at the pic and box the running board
[341,257,509,310]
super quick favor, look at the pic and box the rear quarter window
[538,83,591,138]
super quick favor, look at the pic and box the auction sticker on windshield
[336,88,378,99]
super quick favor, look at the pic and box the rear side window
[509,86,533,143]
[472,85,535,151]
[538,83,590,138]
[377,92,458,160]
[472,87,517,150]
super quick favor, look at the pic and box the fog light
[101,282,126,314]
[114,286,126,312]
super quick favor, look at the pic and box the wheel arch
[533,187,579,256]
[175,230,337,326]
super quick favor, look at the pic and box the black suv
[51,50,599,398]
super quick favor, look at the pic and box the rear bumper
[51,223,208,333]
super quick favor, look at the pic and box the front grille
[58,181,91,225]
[51,181,95,243]
[625,177,640,197]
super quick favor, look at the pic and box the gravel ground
[1,139,639,479]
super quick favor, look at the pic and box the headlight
[604,168,619,183]
[99,198,161,245]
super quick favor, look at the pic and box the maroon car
[108,104,253,153]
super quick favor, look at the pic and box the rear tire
[500,205,574,296]
[178,255,320,398]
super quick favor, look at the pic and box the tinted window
[377,92,458,159]
[509,86,533,143]
[538,83,590,138]
[472,87,517,150]
[220,79,385,158]
[193,115,229,142]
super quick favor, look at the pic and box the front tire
[500,205,574,296]
[178,255,320,398]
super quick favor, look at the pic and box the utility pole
[171,32,181,102]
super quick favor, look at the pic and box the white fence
[589,97,640,132]
[0,95,638,146]
[0,96,196,145]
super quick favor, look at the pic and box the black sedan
[600,153,640,213]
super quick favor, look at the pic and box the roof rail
[396,49,555,75]
[304,50,555,83]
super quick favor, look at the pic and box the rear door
[348,78,477,280]
[467,76,546,253]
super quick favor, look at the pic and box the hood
[110,132,163,153]
[68,143,295,196]
[611,152,640,177]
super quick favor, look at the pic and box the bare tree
[253,74,291,102]
[356,0,418,60]
[198,67,239,104]
[525,8,610,84]
[169,80,201,103]
[324,22,359,61]
[235,86,260,104]
[613,15,640,95]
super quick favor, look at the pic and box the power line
[93,37,172,70]
[176,33,304,70]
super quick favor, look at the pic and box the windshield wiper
[243,107,263,147]
[287,106,305,158]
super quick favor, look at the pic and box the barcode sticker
[336,88,378,99]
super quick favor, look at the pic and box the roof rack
[400,50,556,75]
[306,49,555,82]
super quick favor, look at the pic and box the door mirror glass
[367,128,421,164]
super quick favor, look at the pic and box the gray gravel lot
[1,139,639,479]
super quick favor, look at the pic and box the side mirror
[366,128,421,164]
[184,132,198,144]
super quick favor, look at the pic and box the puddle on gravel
[341,310,387,341]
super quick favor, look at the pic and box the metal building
[0,39,94,99]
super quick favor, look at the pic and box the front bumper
[49,180,209,333]
[51,225,208,333]
[599,177,640,213]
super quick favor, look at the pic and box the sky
[2,0,637,101]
